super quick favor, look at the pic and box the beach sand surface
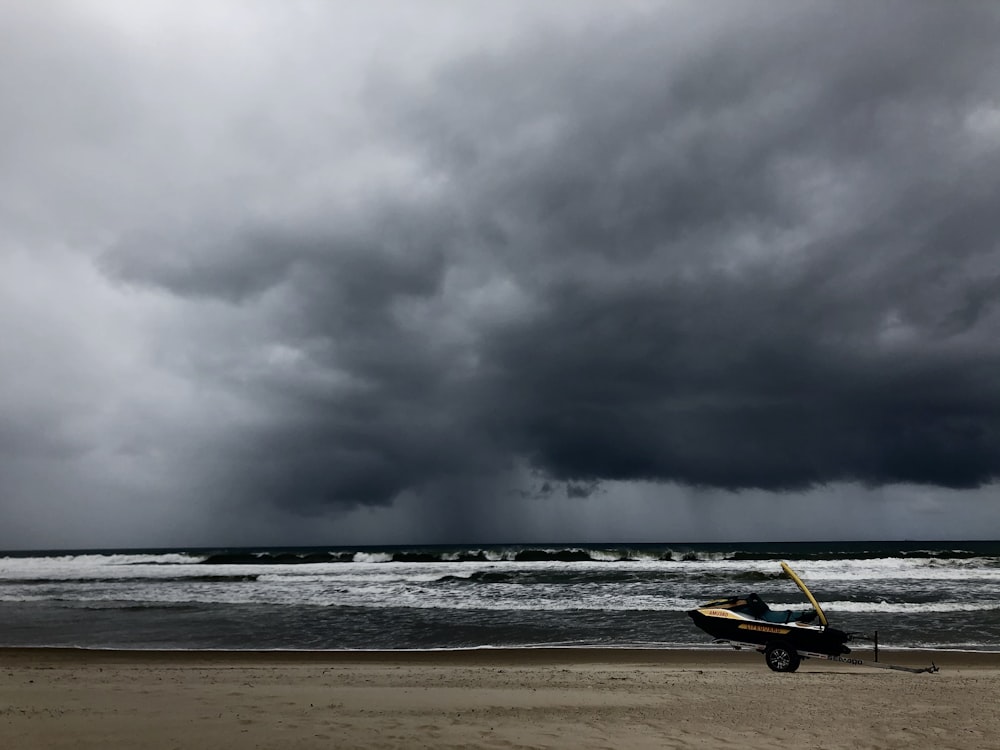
[2,648,997,749]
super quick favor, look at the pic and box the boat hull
[688,608,850,656]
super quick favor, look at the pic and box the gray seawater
[1,541,998,651]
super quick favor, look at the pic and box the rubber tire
[764,642,801,673]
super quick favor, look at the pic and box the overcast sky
[2,1,1000,549]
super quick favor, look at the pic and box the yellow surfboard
[780,561,828,627]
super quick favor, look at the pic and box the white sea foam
[2,549,998,617]
[351,552,394,563]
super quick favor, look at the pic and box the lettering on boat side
[737,623,790,635]
[700,609,741,619]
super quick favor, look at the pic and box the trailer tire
[765,642,800,673]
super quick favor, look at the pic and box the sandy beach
[2,648,998,749]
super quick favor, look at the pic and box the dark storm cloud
[104,225,298,302]
[486,275,1000,490]
[95,1,1000,512]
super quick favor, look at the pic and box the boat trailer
[716,631,939,674]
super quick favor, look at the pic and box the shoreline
[4,644,998,669]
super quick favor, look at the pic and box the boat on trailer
[688,561,938,674]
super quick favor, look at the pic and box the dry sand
[2,647,998,749]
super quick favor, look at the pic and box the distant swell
[513,549,611,562]
[192,544,998,566]
[200,552,357,565]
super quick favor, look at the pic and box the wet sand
[2,647,997,749]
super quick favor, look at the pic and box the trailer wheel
[764,642,800,673]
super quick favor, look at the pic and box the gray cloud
[3,1,1000,545]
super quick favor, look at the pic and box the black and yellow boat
[688,562,937,674]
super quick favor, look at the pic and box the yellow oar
[780,561,828,627]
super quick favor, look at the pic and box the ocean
[1,541,998,652]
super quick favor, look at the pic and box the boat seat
[745,594,816,624]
